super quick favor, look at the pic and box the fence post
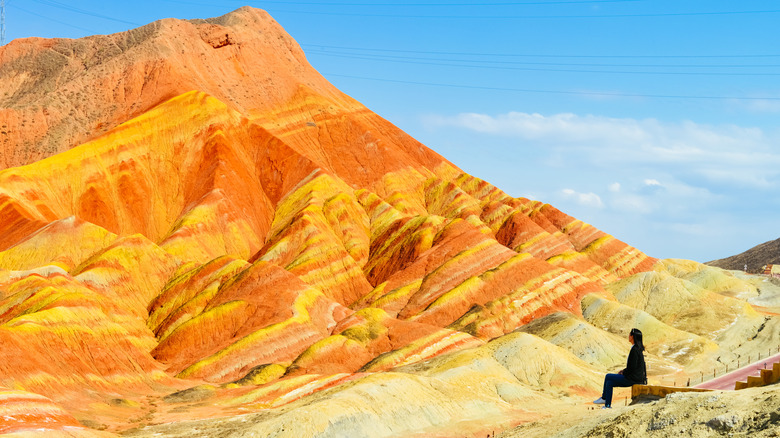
[686,378,690,387]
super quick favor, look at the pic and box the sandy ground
[497,402,628,438]
[499,383,780,437]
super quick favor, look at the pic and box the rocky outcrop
[0,7,326,169]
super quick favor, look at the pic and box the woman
[593,328,647,408]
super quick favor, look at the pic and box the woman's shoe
[602,406,612,409]
[593,397,606,404]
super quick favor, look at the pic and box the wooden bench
[631,384,711,403]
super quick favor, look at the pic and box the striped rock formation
[0,387,114,437]
[12,6,774,437]
[124,332,606,438]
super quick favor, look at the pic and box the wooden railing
[655,345,780,388]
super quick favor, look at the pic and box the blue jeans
[602,373,633,407]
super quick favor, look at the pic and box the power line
[256,0,641,5]
[155,0,640,10]
[9,3,97,34]
[28,0,140,26]
[310,55,780,76]
[266,7,780,19]
[157,0,237,7]
[157,0,640,7]
[306,49,780,68]
[301,43,780,60]
[322,72,780,101]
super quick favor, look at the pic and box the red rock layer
[538,204,656,277]
[0,387,112,436]
[0,194,49,252]
[151,259,351,382]
[285,307,483,376]
[147,256,250,340]
[250,172,374,306]
[0,270,168,396]
[454,174,647,281]
[0,216,117,271]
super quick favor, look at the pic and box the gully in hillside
[593,328,647,409]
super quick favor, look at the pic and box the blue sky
[4,1,780,262]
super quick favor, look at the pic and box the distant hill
[706,237,780,273]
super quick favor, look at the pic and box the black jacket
[622,344,647,384]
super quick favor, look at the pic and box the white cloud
[729,97,780,113]
[561,188,604,208]
[426,112,649,143]
[668,222,710,236]
[425,111,780,189]
[419,110,780,261]
[695,168,773,188]
[608,177,715,217]
[611,194,654,215]
[747,100,780,113]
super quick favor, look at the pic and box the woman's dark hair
[630,328,645,352]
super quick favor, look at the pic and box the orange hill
[0,6,662,435]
